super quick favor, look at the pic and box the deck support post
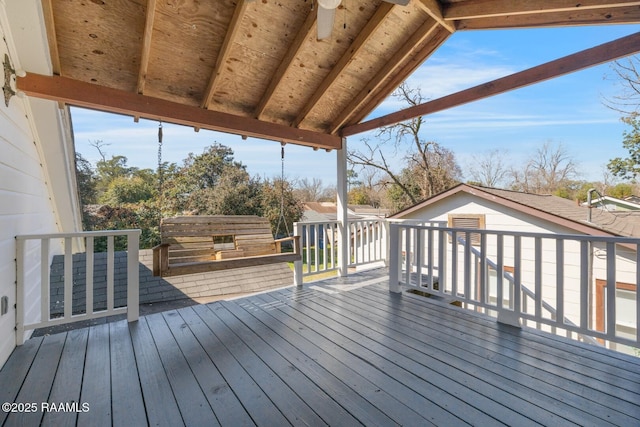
[337,138,349,277]
[388,223,401,293]
[293,222,303,287]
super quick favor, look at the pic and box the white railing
[293,219,388,283]
[347,219,388,268]
[15,230,140,344]
[388,223,640,352]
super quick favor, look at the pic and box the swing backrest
[160,215,277,265]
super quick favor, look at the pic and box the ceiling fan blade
[317,6,336,40]
[383,0,411,5]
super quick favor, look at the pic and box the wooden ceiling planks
[291,2,396,129]
[328,17,445,133]
[52,0,145,92]
[254,8,317,120]
[23,0,640,149]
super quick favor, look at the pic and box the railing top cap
[16,229,142,240]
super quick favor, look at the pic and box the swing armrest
[152,243,170,276]
[274,235,300,254]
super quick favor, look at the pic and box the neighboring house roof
[348,205,390,218]
[581,196,640,211]
[301,202,353,222]
[625,195,640,204]
[391,184,640,238]
[301,202,388,222]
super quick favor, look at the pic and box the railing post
[389,223,401,293]
[15,237,25,346]
[293,222,303,287]
[336,138,349,277]
[383,220,390,266]
[127,231,140,322]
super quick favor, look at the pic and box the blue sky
[72,24,640,187]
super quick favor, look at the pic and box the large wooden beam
[328,19,444,133]
[444,0,640,20]
[341,31,640,137]
[18,73,342,150]
[343,24,451,130]
[255,8,316,119]
[40,0,60,75]
[136,0,157,95]
[416,0,455,32]
[201,0,249,109]
[456,6,640,30]
[292,3,395,128]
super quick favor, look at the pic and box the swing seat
[152,215,301,277]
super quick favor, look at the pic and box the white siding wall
[0,2,81,368]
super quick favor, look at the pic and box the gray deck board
[183,305,290,427]
[1,269,640,426]
[41,329,88,427]
[109,321,147,427]
[250,291,460,426]
[357,286,640,423]
[273,290,558,426]
[313,286,629,426]
[5,334,65,427]
[196,304,327,426]
[224,298,396,426]
[128,316,185,427]
[78,323,111,427]
[0,336,42,426]
[160,309,254,427]
[145,311,220,427]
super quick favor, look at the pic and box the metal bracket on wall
[3,53,16,107]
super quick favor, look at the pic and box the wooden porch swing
[152,215,300,277]
[151,136,300,277]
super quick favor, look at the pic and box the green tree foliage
[78,143,304,250]
[261,178,304,237]
[94,155,138,195]
[100,173,156,205]
[607,115,640,180]
[75,152,98,229]
[83,203,160,251]
[185,167,262,216]
[163,144,247,213]
[609,182,635,199]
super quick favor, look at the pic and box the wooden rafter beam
[136,0,156,95]
[17,73,342,150]
[456,6,640,30]
[341,31,640,137]
[292,2,395,128]
[255,8,316,119]
[444,0,640,20]
[343,25,451,130]
[201,0,249,109]
[329,19,443,133]
[40,0,60,75]
[415,0,455,32]
[40,0,65,110]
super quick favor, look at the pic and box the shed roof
[13,1,640,150]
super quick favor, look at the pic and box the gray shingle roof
[393,184,640,238]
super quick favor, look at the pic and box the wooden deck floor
[2,269,640,426]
